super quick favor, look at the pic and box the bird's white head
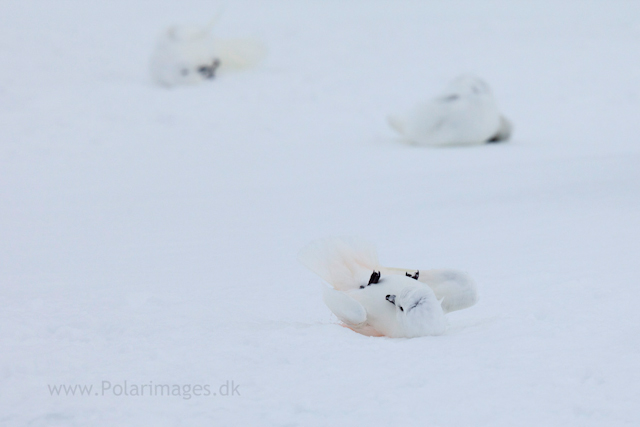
[447,75,493,97]
[150,25,221,87]
[385,286,446,337]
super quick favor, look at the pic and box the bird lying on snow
[388,75,512,146]
[298,237,478,338]
[149,18,266,87]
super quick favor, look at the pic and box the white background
[1,1,640,425]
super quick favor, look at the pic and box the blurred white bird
[149,17,266,87]
[388,75,512,146]
[298,237,478,338]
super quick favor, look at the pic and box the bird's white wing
[418,269,478,313]
[403,99,463,146]
[322,287,367,327]
[380,267,478,313]
[298,237,381,291]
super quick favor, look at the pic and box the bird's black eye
[400,306,404,312]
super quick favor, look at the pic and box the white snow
[2,1,640,425]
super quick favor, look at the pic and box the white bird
[149,19,266,87]
[388,75,512,146]
[298,237,478,338]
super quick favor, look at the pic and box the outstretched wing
[298,237,381,291]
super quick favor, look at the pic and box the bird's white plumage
[149,21,266,87]
[299,237,478,337]
[389,75,512,146]
[322,287,367,327]
[298,237,381,291]
[380,267,478,314]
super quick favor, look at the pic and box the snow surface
[2,1,640,425]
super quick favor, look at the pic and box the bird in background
[388,75,512,146]
[149,13,266,87]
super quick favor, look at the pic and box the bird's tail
[496,115,513,141]
[298,237,381,291]
[387,115,406,135]
[216,38,267,72]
